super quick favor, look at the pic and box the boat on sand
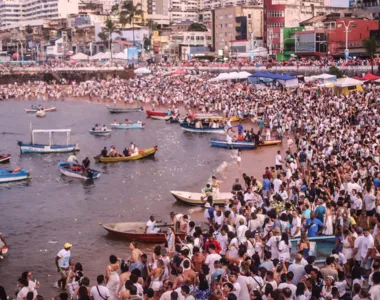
[107,107,143,113]
[95,147,157,163]
[0,154,11,163]
[25,106,56,113]
[101,222,184,243]
[170,191,233,206]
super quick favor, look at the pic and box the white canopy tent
[89,52,105,60]
[70,53,89,61]
[103,52,111,59]
[114,52,127,59]
[304,73,337,83]
[208,71,252,82]
[238,71,252,79]
[134,67,151,75]
[334,77,364,87]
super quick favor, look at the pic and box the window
[267,11,284,17]
[228,23,233,28]
[248,14,251,19]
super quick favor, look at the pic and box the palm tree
[101,17,121,60]
[120,1,143,46]
[362,36,377,74]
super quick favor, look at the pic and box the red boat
[146,110,168,118]
[0,154,11,163]
[0,235,8,256]
[102,222,185,243]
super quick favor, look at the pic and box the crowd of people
[1,62,380,300]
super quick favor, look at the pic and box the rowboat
[261,139,282,146]
[195,113,222,119]
[0,167,30,183]
[107,107,143,113]
[166,118,183,124]
[58,162,101,180]
[0,154,11,163]
[95,147,157,163]
[0,235,8,256]
[210,139,255,150]
[146,110,168,117]
[180,123,226,134]
[229,116,245,122]
[170,191,233,206]
[110,123,144,129]
[89,129,112,136]
[102,222,185,243]
[150,115,170,120]
[17,129,80,153]
[25,106,56,113]
[36,110,46,118]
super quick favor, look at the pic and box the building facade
[146,0,170,25]
[169,0,200,23]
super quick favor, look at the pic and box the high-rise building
[146,0,170,25]
[169,0,200,24]
[0,0,79,27]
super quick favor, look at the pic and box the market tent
[238,71,252,79]
[89,52,105,60]
[249,72,274,78]
[70,53,88,61]
[334,77,364,87]
[226,72,240,80]
[114,52,127,59]
[305,73,337,82]
[352,72,380,81]
[208,73,229,82]
[134,67,151,75]
[103,52,111,59]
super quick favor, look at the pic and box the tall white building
[169,0,200,24]
[146,0,170,25]
[0,0,79,27]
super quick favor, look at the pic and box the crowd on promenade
[1,65,380,300]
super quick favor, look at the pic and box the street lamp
[339,20,355,61]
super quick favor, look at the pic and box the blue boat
[180,123,225,134]
[58,162,100,180]
[17,129,80,153]
[0,168,30,183]
[210,139,255,150]
[110,123,144,129]
[290,235,336,263]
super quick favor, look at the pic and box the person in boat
[94,124,101,131]
[236,134,244,141]
[100,147,108,157]
[211,176,221,197]
[109,146,118,157]
[145,215,160,234]
[101,125,107,131]
[195,120,203,129]
[137,120,142,124]
[112,119,118,125]
[170,212,184,233]
[67,154,79,167]
[236,122,243,135]
[124,119,132,124]
[225,119,233,132]
[166,109,172,116]
[226,134,233,144]
[123,148,130,157]
[129,142,136,153]
[82,157,90,175]
[202,184,213,196]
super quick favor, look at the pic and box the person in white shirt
[16,278,29,300]
[90,275,110,300]
[275,150,283,170]
[273,175,283,194]
[291,210,301,238]
[205,244,221,275]
[266,227,281,260]
[244,188,254,202]
[353,227,364,264]
[278,272,297,297]
[216,226,229,255]
[361,228,375,272]
[145,215,160,233]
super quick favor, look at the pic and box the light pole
[339,20,355,61]
[17,39,23,63]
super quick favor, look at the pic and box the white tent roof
[134,67,151,74]
[226,72,239,80]
[70,53,88,60]
[103,52,111,59]
[334,77,364,87]
[238,71,251,79]
[114,52,126,59]
[89,52,105,60]
[208,72,251,82]
[304,73,337,83]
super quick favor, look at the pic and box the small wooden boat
[58,162,101,180]
[0,167,30,183]
[110,123,144,129]
[195,113,222,119]
[95,147,157,163]
[146,110,168,117]
[17,129,80,153]
[25,106,56,113]
[36,110,46,118]
[180,123,225,134]
[0,154,11,163]
[261,139,282,146]
[150,115,170,120]
[229,116,245,122]
[89,129,112,136]
[107,107,143,113]
[166,118,182,124]
[0,235,8,255]
[170,191,233,206]
[102,222,185,243]
[210,139,255,150]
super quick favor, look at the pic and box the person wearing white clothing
[90,275,110,300]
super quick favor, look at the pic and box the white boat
[150,115,171,120]
[36,110,46,117]
[58,162,101,180]
[170,191,233,206]
[17,129,80,153]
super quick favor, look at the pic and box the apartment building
[169,0,200,23]
[146,0,170,25]
[213,5,263,54]
[0,0,79,27]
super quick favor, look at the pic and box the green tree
[119,1,143,45]
[328,66,343,78]
[362,36,377,74]
[188,23,207,32]
[101,17,121,60]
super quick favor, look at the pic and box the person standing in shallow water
[55,243,72,290]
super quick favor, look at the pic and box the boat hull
[146,110,167,117]
[170,191,233,206]
[261,139,282,146]
[25,107,56,113]
[0,154,11,163]
[110,123,143,129]
[95,147,157,163]
[18,142,80,153]
[0,237,8,255]
[89,130,112,136]
[210,139,255,149]
[0,168,30,183]
[102,222,185,243]
[107,107,143,113]
[180,124,225,134]
[58,162,100,180]
[36,111,46,117]
[150,115,170,120]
